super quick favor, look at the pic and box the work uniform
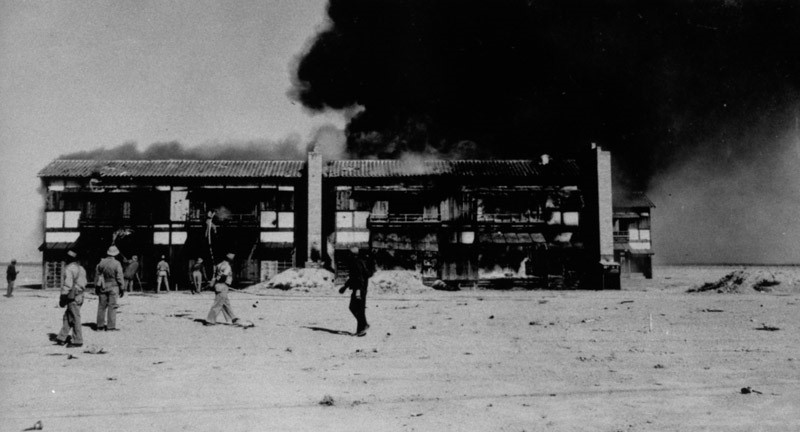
[206,260,237,325]
[156,259,171,292]
[95,257,124,330]
[191,261,206,294]
[123,259,139,292]
[57,261,86,345]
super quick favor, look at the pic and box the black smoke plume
[292,0,800,188]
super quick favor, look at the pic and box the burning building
[38,145,624,290]
[37,160,303,289]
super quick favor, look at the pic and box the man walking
[123,255,139,292]
[205,253,238,326]
[338,247,371,336]
[155,255,171,292]
[55,250,86,347]
[95,245,124,331]
[6,259,19,297]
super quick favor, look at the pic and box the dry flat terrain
[1,265,799,431]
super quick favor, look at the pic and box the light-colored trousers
[206,285,236,324]
[57,294,83,344]
[96,286,119,329]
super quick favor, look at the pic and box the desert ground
[1,265,798,431]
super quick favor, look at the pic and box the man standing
[95,245,124,331]
[123,255,139,292]
[190,257,206,294]
[205,253,238,326]
[55,250,86,347]
[155,255,171,292]
[6,259,19,297]
[339,247,371,336]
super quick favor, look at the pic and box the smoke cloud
[291,0,800,189]
[649,115,800,264]
[58,136,308,161]
[290,0,800,263]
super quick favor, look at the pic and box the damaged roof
[613,191,655,208]
[38,160,305,179]
[325,159,580,178]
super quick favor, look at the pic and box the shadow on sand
[302,326,353,336]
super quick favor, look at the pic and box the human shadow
[302,326,353,336]
[81,323,98,331]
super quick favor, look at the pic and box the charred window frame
[45,191,64,211]
[278,189,294,212]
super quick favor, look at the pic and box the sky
[0,0,341,262]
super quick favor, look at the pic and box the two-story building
[38,160,303,288]
[612,191,655,278]
[38,145,620,289]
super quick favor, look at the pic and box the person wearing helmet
[55,250,86,347]
[95,245,124,331]
[205,253,238,326]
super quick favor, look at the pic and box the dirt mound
[243,268,336,292]
[368,270,431,295]
[689,268,800,294]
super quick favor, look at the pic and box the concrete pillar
[595,146,614,261]
[306,150,323,266]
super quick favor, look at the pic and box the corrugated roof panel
[613,191,655,208]
[39,158,582,179]
[325,159,579,178]
[38,160,305,178]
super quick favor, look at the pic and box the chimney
[306,148,323,266]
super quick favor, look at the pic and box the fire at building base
[37,146,649,290]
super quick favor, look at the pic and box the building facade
[612,192,655,278]
[38,146,622,289]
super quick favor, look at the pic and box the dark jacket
[343,256,370,298]
[6,264,17,281]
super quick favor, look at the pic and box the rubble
[688,268,800,294]
[244,268,432,295]
[368,270,430,295]
[243,268,336,292]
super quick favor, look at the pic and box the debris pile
[244,268,335,292]
[368,270,430,295]
[244,268,436,295]
[689,268,800,294]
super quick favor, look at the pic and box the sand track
[1,265,798,431]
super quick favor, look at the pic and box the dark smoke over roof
[291,0,800,188]
[58,139,306,161]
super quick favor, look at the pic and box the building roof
[38,160,305,179]
[613,191,655,208]
[325,159,580,178]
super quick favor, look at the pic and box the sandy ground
[1,265,799,431]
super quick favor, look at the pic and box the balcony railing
[614,231,629,242]
[187,213,259,223]
[368,213,441,223]
[477,213,544,223]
